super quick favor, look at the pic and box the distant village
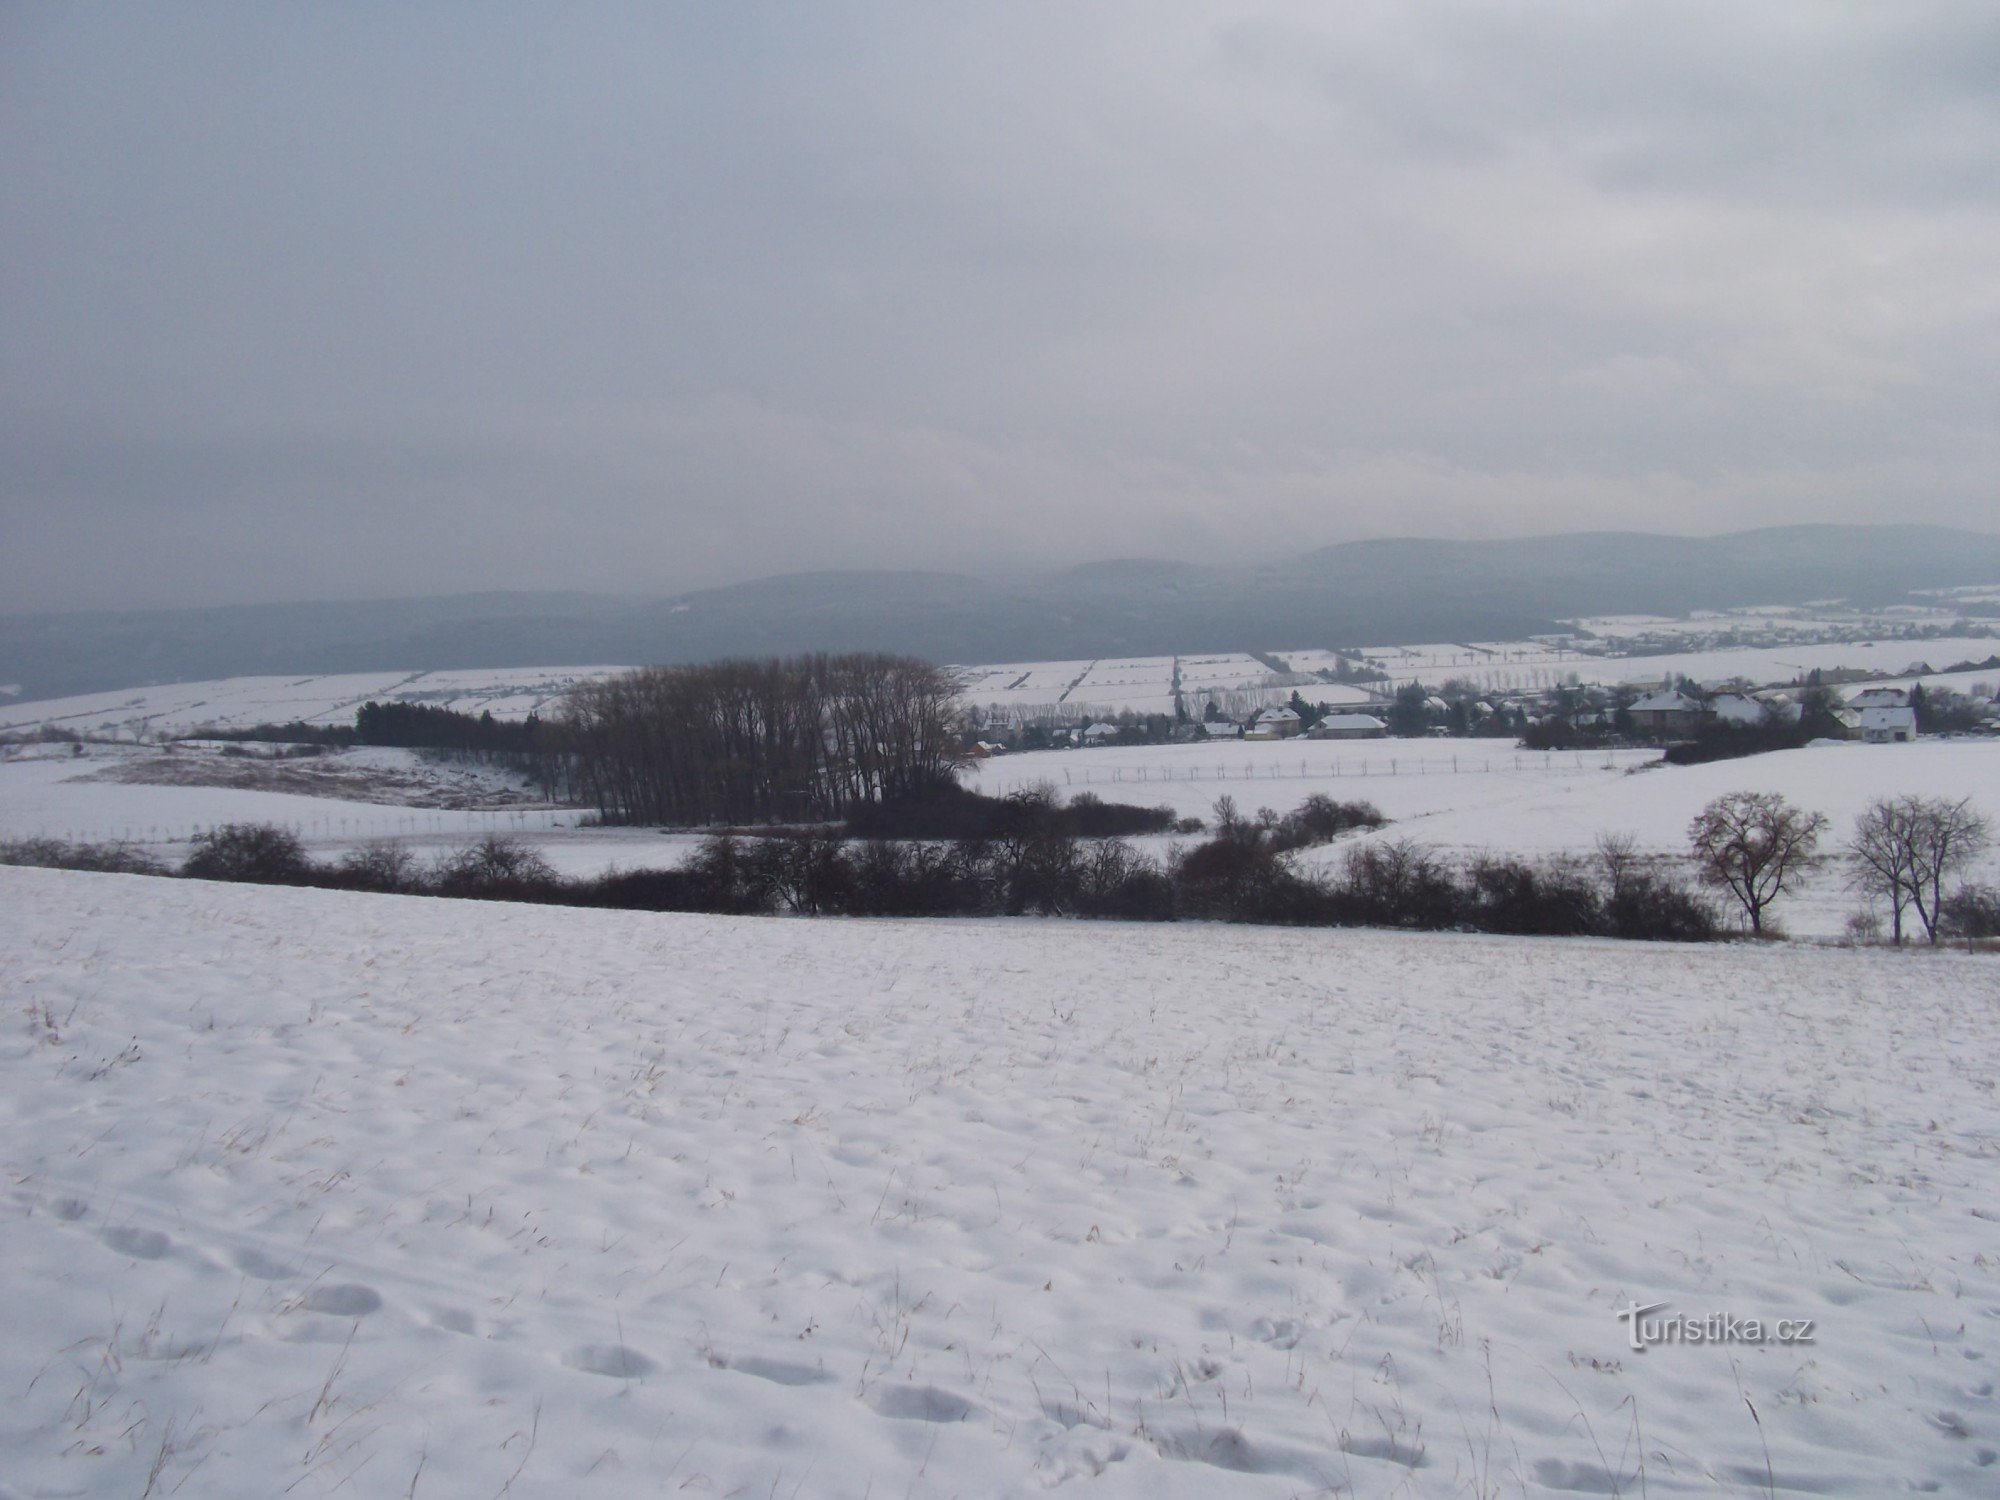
[964,668,2000,757]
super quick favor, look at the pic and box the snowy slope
[0,667,627,737]
[4,867,1998,1498]
[970,739,2000,936]
[0,744,579,847]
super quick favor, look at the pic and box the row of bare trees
[1686,789,1990,941]
[558,654,964,826]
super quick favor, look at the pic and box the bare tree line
[558,654,964,826]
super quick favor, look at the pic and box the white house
[1627,690,1706,737]
[1201,721,1243,739]
[1857,705,1917,744]
[1249,706,1303,740]
[1307,713,1388,740]
[1080,721,1123,744]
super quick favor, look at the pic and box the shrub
[573,867,714,912]
[848,782,1176,843]
[846,839,987,916]
[1844,910,1885,945]
[431,835,562,899]
[1466,855,1602,936]
[1173,829,1286,921]
[0,837,167,876]
[1595,832,1717,941]
[679,834,777,914]
[845,781,1012,840]
[1074,839,1177,921]
[331,840,422,893]
[989,788,1084,915]
[183,823,311,884]
[1940,884,2000,940]
[1602,870,1718,942]
[1334,838,1462,929]
[1062,793,1176,838]
[748,833,856,915]
[1661,721,1808,766]
[1272,795,1384,851]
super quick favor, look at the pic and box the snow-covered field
[9,736,1999,937]
[971,738,2000,937]
[4,866,1997,1498]
[0,667,628,738]
[0,743,580,850]
[955,657,1275,721]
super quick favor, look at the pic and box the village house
[1707,692,1766,726]
[1856,705,1917,744]
[1846,687,1909,712]
[1245,705,1303,740]
[1310,685,1395,719]
[1626,689,1707,738]
[1307,713,1388,740]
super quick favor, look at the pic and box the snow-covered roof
[1709,693,1764,724]
[1254,706,1301,723]
[1846,688,1908,709]
[1630,690,1702,713]
[1313,714,1387,731]
[1307,685,1388,709]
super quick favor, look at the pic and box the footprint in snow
[301,1284,383,1317]
[714,1354,834,1387]
[1249,1316,1303,1350]
[232,1247,296,1280]
[867,1384,977,1423]
[51,1197,89,1221]
[565,1344,655,1379]
[101,1226,170,1260]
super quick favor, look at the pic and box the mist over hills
[6,525,1999,703]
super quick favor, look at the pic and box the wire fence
[20,805,589,849]
[976,749,1626,797]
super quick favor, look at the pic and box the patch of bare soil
[81,752,548,809]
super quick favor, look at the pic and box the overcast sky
[4,3,1998,612]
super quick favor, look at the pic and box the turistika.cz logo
[1615,1301,1816,1352]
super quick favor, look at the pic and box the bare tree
[1687,791,1827,937]
[1594,831,1641,903]
[1849,796,1991,945]
[1908,798,1991,942]
[1849,798,1920,944]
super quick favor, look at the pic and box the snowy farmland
[954,656,1276,721]
[0,667,628,739]
[968,737,2000,937]
[3,607,1994,744]
[7,734,2000,936]
[4,866,1998,1497]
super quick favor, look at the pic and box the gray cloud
[4,2,1998,611]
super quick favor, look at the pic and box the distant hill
[5,524,1998,701]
